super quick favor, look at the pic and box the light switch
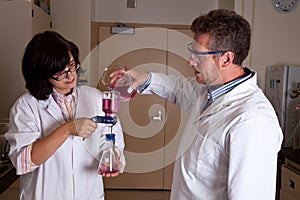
[127,0,137,8]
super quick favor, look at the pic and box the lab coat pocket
[192,131,221,181]
[195,111,225,159]
[195,132,217,159]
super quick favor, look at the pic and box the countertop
[279,148,300,165]
[0,161,18,195]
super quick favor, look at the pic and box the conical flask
[100,63,137,101]
[98,134,120,175]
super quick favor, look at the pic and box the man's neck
[222,65,245,84]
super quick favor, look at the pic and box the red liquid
[102,98,119,116]
[98,168,119,174]
[113,86,137,101]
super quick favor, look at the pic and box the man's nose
[188,56,197,67]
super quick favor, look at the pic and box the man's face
[188,34,224,86]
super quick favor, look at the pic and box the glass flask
[100,63,137,101]
[98,134,120,175]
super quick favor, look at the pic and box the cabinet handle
[151,111,162,121]
[289,179,295,189]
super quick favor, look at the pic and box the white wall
[0,1,32,119]
[252,0,300,89]
[236,0,300,90]
[51,0,91,61]
[93,0,218,25]
[0,1,52,119]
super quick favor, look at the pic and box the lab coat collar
[38,87,78,124]
[39,95,65,124]
[198,71,258,119]
[199,96,231,119]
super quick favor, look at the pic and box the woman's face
[49,54,77,95]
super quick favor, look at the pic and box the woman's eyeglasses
[51,63,80,81]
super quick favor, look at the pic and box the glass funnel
[102,91,120,117]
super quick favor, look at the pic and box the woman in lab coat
[5,31,125,200]
[116,9,283,200]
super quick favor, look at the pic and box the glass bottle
[98,134,120,175]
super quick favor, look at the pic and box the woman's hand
[73,118,98,138]
[98,147,123,177]
[99,162,122,178]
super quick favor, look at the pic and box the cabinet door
[280,189,295,200]
[281,165,300,199]
[96,25,193,189]
[98,26,167,189]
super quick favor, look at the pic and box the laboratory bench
[0,160,18,195]
[277,148,300,200]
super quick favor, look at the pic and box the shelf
[34,0,50,15]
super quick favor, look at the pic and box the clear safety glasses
[187,42,226,64]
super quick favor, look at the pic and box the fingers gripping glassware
[100,63,137,101]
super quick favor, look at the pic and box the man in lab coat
[116,9,283,200]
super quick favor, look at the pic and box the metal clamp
[91,116,117,125]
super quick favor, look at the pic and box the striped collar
[52,88,77,121]
[203,67,255,111]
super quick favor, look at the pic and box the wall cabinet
[278,149,300,200]
[0,0,51,119]
[280,159,300,200]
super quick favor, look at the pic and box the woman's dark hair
[191,9,251,65]
[22,31,80,100]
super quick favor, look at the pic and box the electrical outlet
[127,0,137,8]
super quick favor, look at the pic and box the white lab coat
[5,85,125,200]
[143,72,283,200]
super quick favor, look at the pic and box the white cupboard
[280,159,300,200]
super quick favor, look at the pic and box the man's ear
[221,51,234,66]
